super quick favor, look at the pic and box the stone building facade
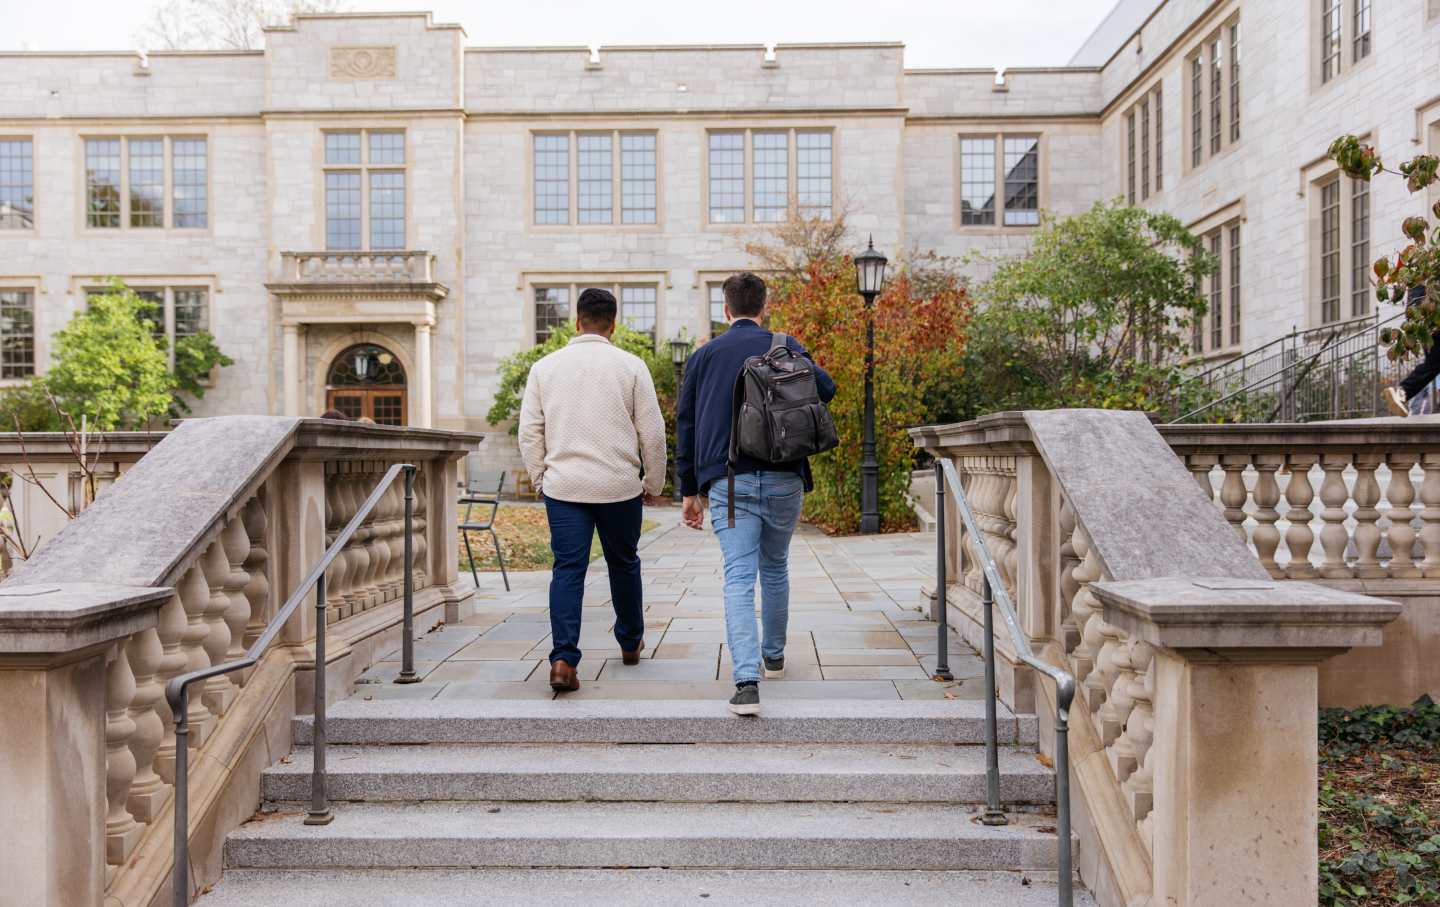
[0,4,1437,470]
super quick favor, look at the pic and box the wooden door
[326,389,407,425]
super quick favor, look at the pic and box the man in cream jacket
[518,288,668,692]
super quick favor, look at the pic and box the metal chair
[459,469,509,591]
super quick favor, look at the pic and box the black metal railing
[165,463,419,907]
[933,459,1075,906]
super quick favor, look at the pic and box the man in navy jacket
[676,272,836,715]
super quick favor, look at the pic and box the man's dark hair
[576,287,618,331]
[723,272,767,319]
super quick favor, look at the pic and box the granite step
[225,801,1066,871]
[295,698,1036,746]
[199,868,1096,906]
[263,742,1056,804]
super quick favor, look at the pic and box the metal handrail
[165,462,419,906]
[934,458,1075,906]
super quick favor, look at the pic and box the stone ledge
[1093,576,1402,654]
[0,582,170,654]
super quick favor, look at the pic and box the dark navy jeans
[543,494,646,667]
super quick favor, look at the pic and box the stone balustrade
[911,409,1400,907]
[281,250,436,283]
[0,416,479,907]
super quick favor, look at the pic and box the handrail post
[980,574,1007,826]
[1056,682,1076,907]
[171,689,190,906]
[932,460,953,681]
[396,465,419,684]
[304,573,333,826]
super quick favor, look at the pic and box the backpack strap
[725,364,747,528]
[768,331,789,356]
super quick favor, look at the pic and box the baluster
[242,496,271,644]
[153,591,189,781]
[1123,646,1156,823]
[1351,454,1384,578]
[105,643,143,869]
[323,467,345,624]
[200,540,237,715]
[124,627,168,823]
[1386,454,1420,579]
[1186,454,1217,502]
[364,466,391,607]
[1420,454,1440,577]
[1090,617,1126,733]
[1100,634,1138,755]
[1283,454,1318,579]
[1317,454,1353,579]
[346,470,374,613]
[177,566,217,743]
[1058,499,1081,652]
[221,517,253,675]
[1218,455,1250,543]
[1001,460,1019,598]
[385,480,407,599]
[1068,523,1102,685]
[1252,455,1283,577]
[411,468,429,589]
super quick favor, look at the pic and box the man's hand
[642,493,666,507]
[682,495,705,530]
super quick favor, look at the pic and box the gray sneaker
[728,684,760,716]
[763,655,785,679]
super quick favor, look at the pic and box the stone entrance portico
[268,251,447,427]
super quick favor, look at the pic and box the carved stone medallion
[330,46,398,80]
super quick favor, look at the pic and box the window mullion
[744,131,754,224]
[570,132,579,225]
[994,133,1004,227]
[165,287,177,368]
[611,130,621,224]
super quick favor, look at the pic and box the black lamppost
[853,236,888,535]
[668,335,694,502]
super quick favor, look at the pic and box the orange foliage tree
[752,219,972,533]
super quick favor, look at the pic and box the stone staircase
[200,699,1087,905]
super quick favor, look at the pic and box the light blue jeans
[708,470,805,683]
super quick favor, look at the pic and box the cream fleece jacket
[517,333,668,503]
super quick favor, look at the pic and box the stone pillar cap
[1093,576,1401,654]
[0,583,171,655]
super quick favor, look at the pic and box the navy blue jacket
[676,319,837,497]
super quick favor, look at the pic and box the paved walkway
[352,509,985,703]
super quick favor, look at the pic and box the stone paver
[354,509,981,703]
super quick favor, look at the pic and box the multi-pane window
[323,129,405,250]
[1190,56,1203,168]
[172,139,207,228]
[85,136,207,230]
[1229,24,1241,143]
[620,134,656,225]
[1351,177,1370,317]
[960,134,1040,228]
[128,138,164,228]
[1208,232,1223,349]
[577,134,613,225]
[1323,0,1372,83]
[0,290,35,378]
[796,131,833,219]
[534,286,571,344]
[708,284,728,336]
[1320,178,1342,323]
[1187,21,1240,169]
[1140,101,1151,201]
[0,139,33,229]
[1209,38,1222,156]
[1126,113,1137,205]
[85,285,209,364]
[708,132,745,223]
[85,139,122,228]
[620,285,657,335]
[1228,224,1242,346]
[534,134,570,225]
[1153,89,1164,191]
[1322,0,1343,82]
[707,129,833,224]
[959,137,996,225]
[1003,137,1040,226]
[752,132,788,223]
[1193,220,1242,354]
[535,130,660,226]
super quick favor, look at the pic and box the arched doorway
[326,343,407,425]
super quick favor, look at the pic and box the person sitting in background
[1384,285,1436,416]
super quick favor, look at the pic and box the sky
[1,0,1121,70]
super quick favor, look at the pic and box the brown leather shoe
[549,660,579,692]
[621,639,645,666]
